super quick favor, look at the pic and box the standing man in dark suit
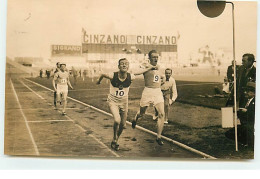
[227,60,239,92]
[227,60,239,82]
[237,53,256,107]
[226,54,256,107]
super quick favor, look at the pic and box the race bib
[60,79,67,84]
[153,75,160,83]
[115,90,125,97]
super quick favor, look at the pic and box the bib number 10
[153,75,160,83]
[115,90,125,97]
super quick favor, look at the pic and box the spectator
[46,70,51,79]
[226,54,256,107]
[237,53,256,107]
[237,81,255,147]
[40,69,43,78]
[154,68,178,124]
[227,60,239,83]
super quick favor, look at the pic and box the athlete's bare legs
[117,110,127,140]
[154,102,165,140]
[132,106,147,128]
[62,93,68,115]
[109,103,127,150]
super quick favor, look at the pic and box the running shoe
[156,138,164,146]
[164,121,168,124]
[111,141,119,151]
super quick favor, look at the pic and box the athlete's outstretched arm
[96,74,112,84]
[134,65,158,76]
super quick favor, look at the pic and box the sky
[6,0,258,65]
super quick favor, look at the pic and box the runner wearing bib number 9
[96,58,135,151]
[132,50,165,146]
[52,64,73,115]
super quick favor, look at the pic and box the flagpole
[227,1,238,151]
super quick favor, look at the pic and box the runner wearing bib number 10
[52,63,73,115]
[132,50,165,145]
[96,58,135,151]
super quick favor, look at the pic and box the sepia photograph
[4,0,257,160]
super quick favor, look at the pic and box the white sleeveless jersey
[54,71,69,85]
[109,84,130,99]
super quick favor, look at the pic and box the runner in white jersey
[132,50,165,145]
[96,58,135,151]
[52,64,73,115]
[53,62,60,108]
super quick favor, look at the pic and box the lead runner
[96,58,138,151]
[132,50,165,145]
[96,58,136,151]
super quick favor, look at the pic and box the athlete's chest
[144,70,161,83]
[111,73,131,88]
[58,72,68,79]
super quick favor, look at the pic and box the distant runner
[53,63,73,115]
[53,62,60,108]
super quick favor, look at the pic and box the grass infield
[27,76,254,159]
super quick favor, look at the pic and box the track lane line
[20,80,45,100]
[64,114,120,157]
[10,79,40,156]
[24,78,217,159]
[21,78,120,157]
[27,120,73,123]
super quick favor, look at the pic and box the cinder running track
[4,68,216,159]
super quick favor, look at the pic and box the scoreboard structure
[81,30,179,69]
[49,31,179,71]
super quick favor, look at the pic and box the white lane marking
[176,82,221,87]
[20,80,45,100]
[10,79,40,156]
[23,79,120,157]
[27,120,73,123]
[54,112,120,157]
[17,82,221,93]
[68,117,120,158]
[6,107,82,111]
[25,78,217,159]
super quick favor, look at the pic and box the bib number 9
[153,75,160,83]
[115,90,125,97]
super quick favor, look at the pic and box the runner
[52,63,73,115]
[96,58,135,151]
[132,50,165,145]
[53,62,60,109]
